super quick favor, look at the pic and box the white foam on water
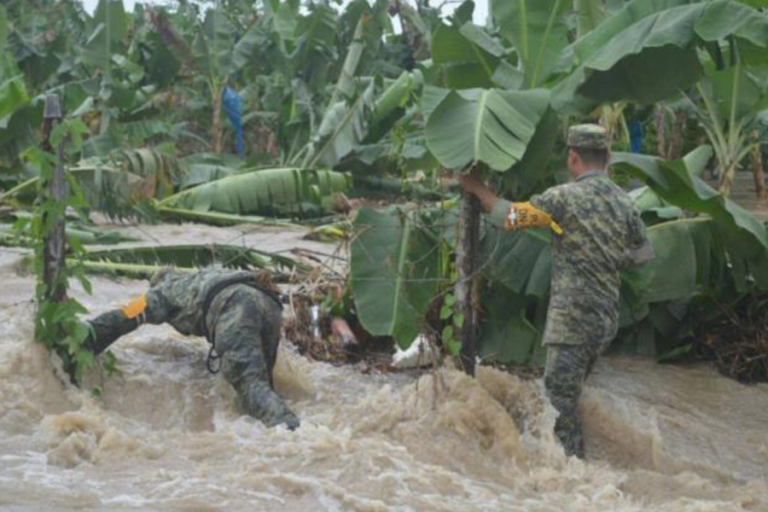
[1,225,767,512]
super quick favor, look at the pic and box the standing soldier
[460,124,653,458]
[81,267,300,430]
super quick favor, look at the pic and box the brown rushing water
[1,224,767,512]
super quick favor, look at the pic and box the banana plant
[552,0,768,114]
[687,59,768,196]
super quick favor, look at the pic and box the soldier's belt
[506,202,563,235]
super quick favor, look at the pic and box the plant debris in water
[698,294,768,384]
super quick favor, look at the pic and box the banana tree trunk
[719,162,737,197]
[751,145,767,203]
[41,95,68,305]
[669,110,687,160]
[456,186,480,377]
[211,82,224,154]
[655,106,667,159]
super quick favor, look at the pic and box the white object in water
[392,335,439,369]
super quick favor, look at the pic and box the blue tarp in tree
[628,120,644,154]
[222,87,245,158]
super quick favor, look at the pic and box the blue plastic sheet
[628,120,644,154]
[222,87,245,158]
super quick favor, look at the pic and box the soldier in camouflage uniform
[82,267,300,430]
[461,124,653,458]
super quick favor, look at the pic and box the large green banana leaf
[553,0,768,114]
[480,228,552,298]
[159,168,349,218]
[80,0,129,70]
[611,147,768,290]
[0,75,28,122]
[477,286,542,366]
[0,6,7,54]
[350,206,441,348]
[425,88,551,171]
[490,0,572,87]
[431,22,515,89]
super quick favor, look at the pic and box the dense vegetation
[0,0,767,381]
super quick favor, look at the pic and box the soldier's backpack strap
[201,275,284,374]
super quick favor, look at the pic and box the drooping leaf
[0,75,29,121]
[431,23,504,88]
[159,168,349,218]
[81,243,303,273]
[480,228,551,297]
[350,207,440,348]
[611,147,768,290]
[554,0,768,114]
[425,88,550,171]
[0,6,8,55]
[477,286,540,365]
[490,0,571,87]
[631,218,718,303]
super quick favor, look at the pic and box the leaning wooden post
[456,167,481,377]
[41,94,68,305]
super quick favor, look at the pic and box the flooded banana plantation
[2,0,768,511]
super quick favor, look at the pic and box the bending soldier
[83,267,300,430]
[461,124,653,458]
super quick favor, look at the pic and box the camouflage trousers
[213,287,300,430]
[544,337,609,458]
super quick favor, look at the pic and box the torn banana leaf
[158,168,350,219]
[0,223,136,246]
[0,148,186,220]
[156,204,300,228]
[80,244,310,274]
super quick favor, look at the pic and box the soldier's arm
[487,186,567,234]
[489,200,563,235]
[461,175,564,235]
[84,288,172,355]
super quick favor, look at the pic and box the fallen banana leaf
[156,204,300,228]
[159,168,350,219]
[80,244,311,274]
[0,177,37,205]
[71,260,196,280]
[0,223,136,246]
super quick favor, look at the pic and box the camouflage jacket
[491,171,653,346]
[86,268,280,355]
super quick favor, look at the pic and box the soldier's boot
[214,294,300,430]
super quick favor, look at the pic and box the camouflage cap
[567,124,609,150]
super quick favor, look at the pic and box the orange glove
[506,202,563,235]
[121,294,147,320]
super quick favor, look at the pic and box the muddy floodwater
[1,224,768,512]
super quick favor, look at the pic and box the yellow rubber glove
[121,294,147,320]
[506,202,563,235]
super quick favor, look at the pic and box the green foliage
[490,0,571,87]
[159,167,349,218]
[553,0,768,114]
[349,206,441,348]
[425,88,551,171]
[19,118,95,383]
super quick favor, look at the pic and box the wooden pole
[456,175,480,377]
[42,94,68,304]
